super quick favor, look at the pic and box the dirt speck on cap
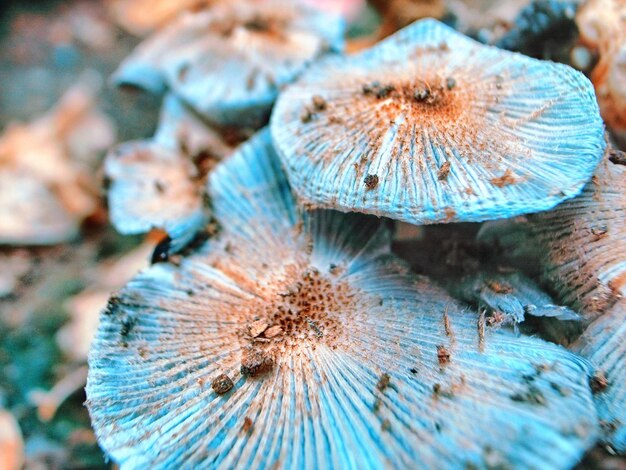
[489,169,517,188]
[437,345,451,366]
[211,374,234,395]
[311,95,327,111]
[590,371,609,393]
[242,417,253,433]
[241,349,275,377]
[364,174,379,190]
[376,373,391,391]
[437,162,451,181]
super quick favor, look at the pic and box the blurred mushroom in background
[0,76,116,245]
[370,0,446,37]
[104,94,242,253]
[113,0,345,127]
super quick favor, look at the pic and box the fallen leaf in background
[107,0,216,36]
[0,409,24,470]
[577,0,626,145]
[447,0,529,38]
[0,251,32,298]
[28,366,89,423]
[0,73,116,245]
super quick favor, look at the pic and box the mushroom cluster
[87,3,625,468]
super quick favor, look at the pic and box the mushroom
[113,0,345,127]
[572,300,626,453]
[0,78,115,245]
[478,148,625,318]
[87,130,600,468]
[576,0,626,144]
[104,94,240,253]
[271,19,605,226]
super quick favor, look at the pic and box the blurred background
[0,1,623,468]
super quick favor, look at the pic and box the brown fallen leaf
[0,409,24,470]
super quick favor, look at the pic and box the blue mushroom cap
[271,18,606,225]
[113,0,345,127]
[87,130,600,469]
[573,300,626,453]
[478,153,626,317]
[103,95,241,253]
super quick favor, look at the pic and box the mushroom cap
[573,299,626,452]
[104,141,205,252]
[104,94,239,252]
[479,152,626,318]
[88,130,599,469]
[271,19,606,225]
[113,0,345,127]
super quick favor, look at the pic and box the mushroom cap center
[240,267,362,351]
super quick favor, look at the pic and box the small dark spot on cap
[510,385,546,405]
[300,108,314,123]
[550,382,571,397]
[241,349,274,377]
[446,77,456,90]
[414,88,431,102]
[120,316,138,346]
[437,345,451,366]
[151,235,172,264]
[590,371,608,393]
[311,95,327,111]
[104,296,122,316]
[211,374,234,394]
[381,419,391,432]
[154,181,165,193]
[409,368,418,374]
[242,417,253,433]
[364,174,379,190]
[608,147,626,166]
[376,373,391,391]
[437,162,451,181]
